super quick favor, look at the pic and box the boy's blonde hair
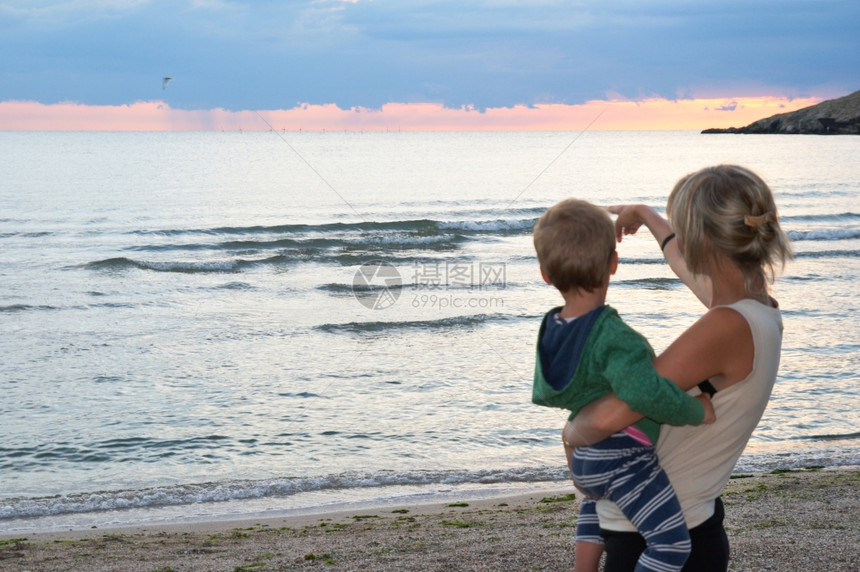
[667,165,793,295]
[533,198,616,294]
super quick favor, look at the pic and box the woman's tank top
[596,298,783,530]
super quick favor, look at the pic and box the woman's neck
[707,259,769,307]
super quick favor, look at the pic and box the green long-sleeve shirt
[533,305,704,443]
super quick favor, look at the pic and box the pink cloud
[0,96,822,132]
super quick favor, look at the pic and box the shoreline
[1,467,857,571]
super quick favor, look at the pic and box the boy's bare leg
[575,539,603,571]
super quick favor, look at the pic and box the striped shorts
[572,432,691,572]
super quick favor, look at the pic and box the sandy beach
[1,467,857,571]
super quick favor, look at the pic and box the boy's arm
[562,388,714,450]
[599,325,706,427]
[609,361,706,427]
[564,308,731,448]
[608,204,711,307]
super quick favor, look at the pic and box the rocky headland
[703,89,860,134]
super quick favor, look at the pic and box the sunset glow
[0,96,822,132]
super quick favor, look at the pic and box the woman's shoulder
[711,298,783,332]
[698,304,751,336]
[700,298,782,344]
[702,298,783,390]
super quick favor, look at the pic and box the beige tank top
[596,298,783,530]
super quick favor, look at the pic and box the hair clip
[744,212,776,227]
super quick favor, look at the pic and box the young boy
[531,199,715,572]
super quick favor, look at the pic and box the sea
[1,130,858,535]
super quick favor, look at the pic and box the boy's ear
[609,251,619,276]
[540,267,553,285]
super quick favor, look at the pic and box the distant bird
[162,77,173,90]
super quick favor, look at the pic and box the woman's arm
[607,204,711,306]
[607,203,672,246]
[563,206,745,448]
[563,394,643,448]
[563,307,750,447]
[654,306,754,392]
[663,239,711,307]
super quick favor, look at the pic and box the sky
[1,0,858,131]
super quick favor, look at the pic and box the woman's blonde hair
[533,198,616,294]
[667,165,793,295]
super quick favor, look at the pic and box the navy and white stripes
[572,432,691,572]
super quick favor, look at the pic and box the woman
[563,165,792,570]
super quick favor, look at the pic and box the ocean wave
[0,304,58,313]
[0,436,235,473]
[126,217,536,248]
[320,281,518,296]
[82,256,293,273]
[106,217,539,269]
[211,281,257,291]
[3,452,857,522]
[316,314,514,334]
[782,212,860,222]
[617,257,669,265]
[801,431,860,442]
[317,283,403,296]
[317,283,362,294]
[129,234,463,251]
[0,466,569,520]
[733,447,860,474]
[788,228,860,241]
[438,218,537,233]
[0,302,128,313]
[84,250,499,275]
[794,249,859,259]
[123,235,471,262]
[0,230,53,239]
[394,204,547,220]
[338,234,467,251]
[130,217,535,238]
[615,277,680,290]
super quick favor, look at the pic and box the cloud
[0,95,823,131]
[0,2,857,110]
[0,0,149,22]
[715,101,738,112]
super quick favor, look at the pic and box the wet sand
[1,467,857,571]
